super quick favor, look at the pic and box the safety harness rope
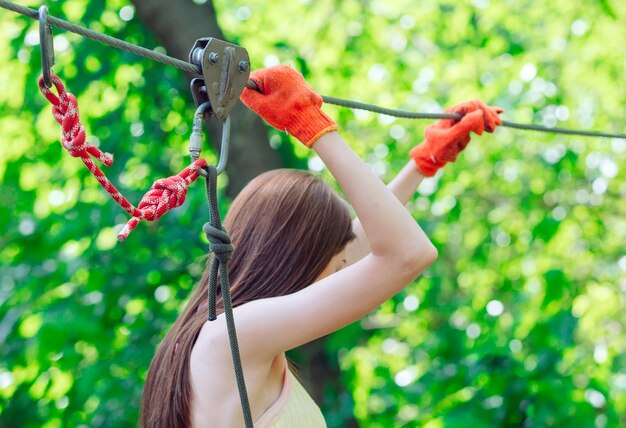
[38,73,207,241]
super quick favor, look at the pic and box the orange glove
[240,65,338,148]
[410,100,503,176]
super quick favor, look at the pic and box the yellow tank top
[254,368,326,428]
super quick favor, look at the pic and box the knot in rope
[117,158,207,241]
[38,73,113,165]
[137,175,190,221]
[203,222,234,263]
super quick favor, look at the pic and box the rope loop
[203,222,233,263]
[38,73,113,165]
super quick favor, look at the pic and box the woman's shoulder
[191,318,231,362]
[189,324,287,427]
[190,316,284,385]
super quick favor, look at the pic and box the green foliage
[1,0,625,427]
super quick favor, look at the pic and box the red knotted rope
[117,159,207,241]
[38,73,141,217]
[38,72,207,241]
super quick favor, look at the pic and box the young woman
[140,65,502,427]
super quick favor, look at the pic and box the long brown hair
[140,169,355,428]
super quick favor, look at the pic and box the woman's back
[253,366,326,428]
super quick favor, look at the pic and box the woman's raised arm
[204,66,509,363]
[347,100,504,263]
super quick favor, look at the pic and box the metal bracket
[39,5,55,88]
[189,38,250,121]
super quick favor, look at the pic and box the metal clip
[189,102,231,176]
[38,6,55,88]
[188,38,250,121]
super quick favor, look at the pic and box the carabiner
[38,6,55,88]
[189,102,231,177]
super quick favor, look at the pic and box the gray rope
[323,95,626,140]
[202,166,253,428]
[321,95,457,120]
[0,0,201,74]
[497,120,626,139]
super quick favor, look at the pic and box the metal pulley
[187,38,248,175]
[188,38,250,121]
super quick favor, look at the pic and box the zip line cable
[321,95,626,140]
[0,0,201,74]
[2,0,626,141]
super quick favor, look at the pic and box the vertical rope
[202,165,253,428]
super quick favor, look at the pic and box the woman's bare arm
[225,131,437,358]
[346,161,427,264]
[345,98,504,265]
